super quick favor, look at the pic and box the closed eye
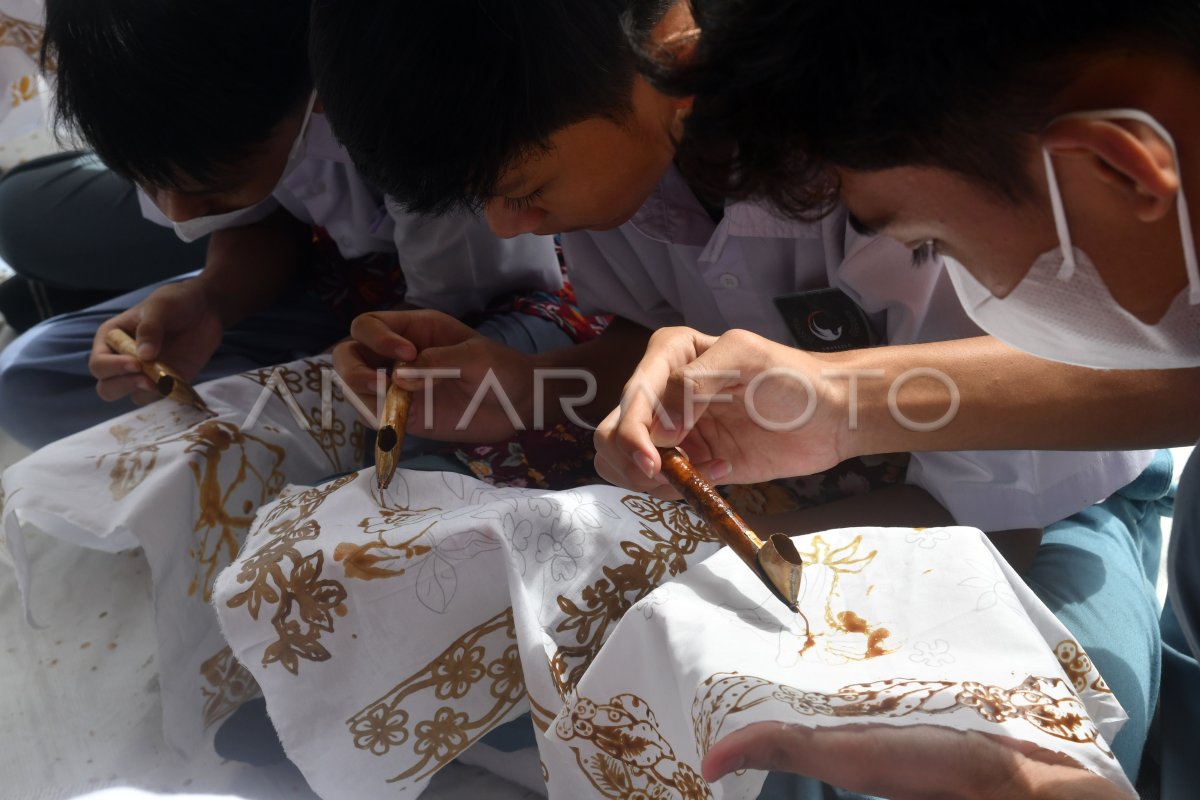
[502,187,545,213]
[911,240,939,267]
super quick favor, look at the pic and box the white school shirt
[562,166,1152,532]
[139,113,560,317]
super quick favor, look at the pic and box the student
[309,0,1175,788]
[0,0,566,450]
[593,0,1200,795]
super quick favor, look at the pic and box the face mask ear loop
[1174,178,1200,304]
[1042,147,1077,281]
[288,90,318,163]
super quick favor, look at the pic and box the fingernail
[126,362,143,374]
[733,756,746,772]
[136,344,154,360]
[633,451,657,481]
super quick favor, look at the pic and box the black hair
[42,0,312,189]
[310,0,672,215]
[629,0,1200,220]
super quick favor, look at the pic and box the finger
[607,328,716,482]
[96,374,159,403]
[91,315,136,363]
[333,339,392,397]
[129,383,165,406]
[652,331,755,446]
[689,457,733,484]
[701,722,1039,800]
[391,343,470,393]
[350,312,419,362]
[134,311,165,361]
[90,352,145,382]
[593,447,667,494]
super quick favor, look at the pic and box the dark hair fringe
[42,0,312,188]
[311,0,654,215]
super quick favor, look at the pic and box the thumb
[701,722,807,783]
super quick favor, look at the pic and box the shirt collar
[629,164,822,245]
[302,113,354,164]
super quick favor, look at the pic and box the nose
[484,199,548,238]
[152,190,217,223]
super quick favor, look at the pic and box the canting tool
[375,369,413,492]
[104,328,208,411]
[657,447,804,612]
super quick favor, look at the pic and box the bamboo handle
[104,328,140,359]
[375,373,413,491]
[103,328,209,411]
[104,328,182,397]
[657,448,765,567]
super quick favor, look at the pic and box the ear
[669,94,694,139]
[1041,117,1180,222]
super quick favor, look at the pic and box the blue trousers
[0,273,571,450]
[1154,445,1200,799]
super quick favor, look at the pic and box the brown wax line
[104,328,207,411]
[657,447,803,612]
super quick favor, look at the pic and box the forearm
[531,317,652,427]
[193,208,311,327]
[833,335,1200,456]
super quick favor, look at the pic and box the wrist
[191,272,241,329]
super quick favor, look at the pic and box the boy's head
[635,1,1200,324]
[44,0,312,222]
[310,0,689,237]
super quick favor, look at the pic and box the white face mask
[170,90,318,243]
[947,108,1200,370]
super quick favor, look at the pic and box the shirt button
[719,273,740,289]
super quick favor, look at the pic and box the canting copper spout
[375,369,412,492]
[657,447,803,612]
[104,328,208,412]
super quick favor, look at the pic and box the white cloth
[206,465,1131,798]
[2,357,366,753]
[137,112,561,318]
[0,2,54,157]
[562,166,1152,531]
[556,526,1134,798]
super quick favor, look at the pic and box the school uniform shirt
[561,165,1153,532]
[139,113,560,318]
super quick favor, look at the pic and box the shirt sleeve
[907,448,1153,531]
[388,200,561,317]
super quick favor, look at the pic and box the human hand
[594,327,848,495]
[333,309,539,441]
[89,279,224,404]
[702,722,1129,800]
